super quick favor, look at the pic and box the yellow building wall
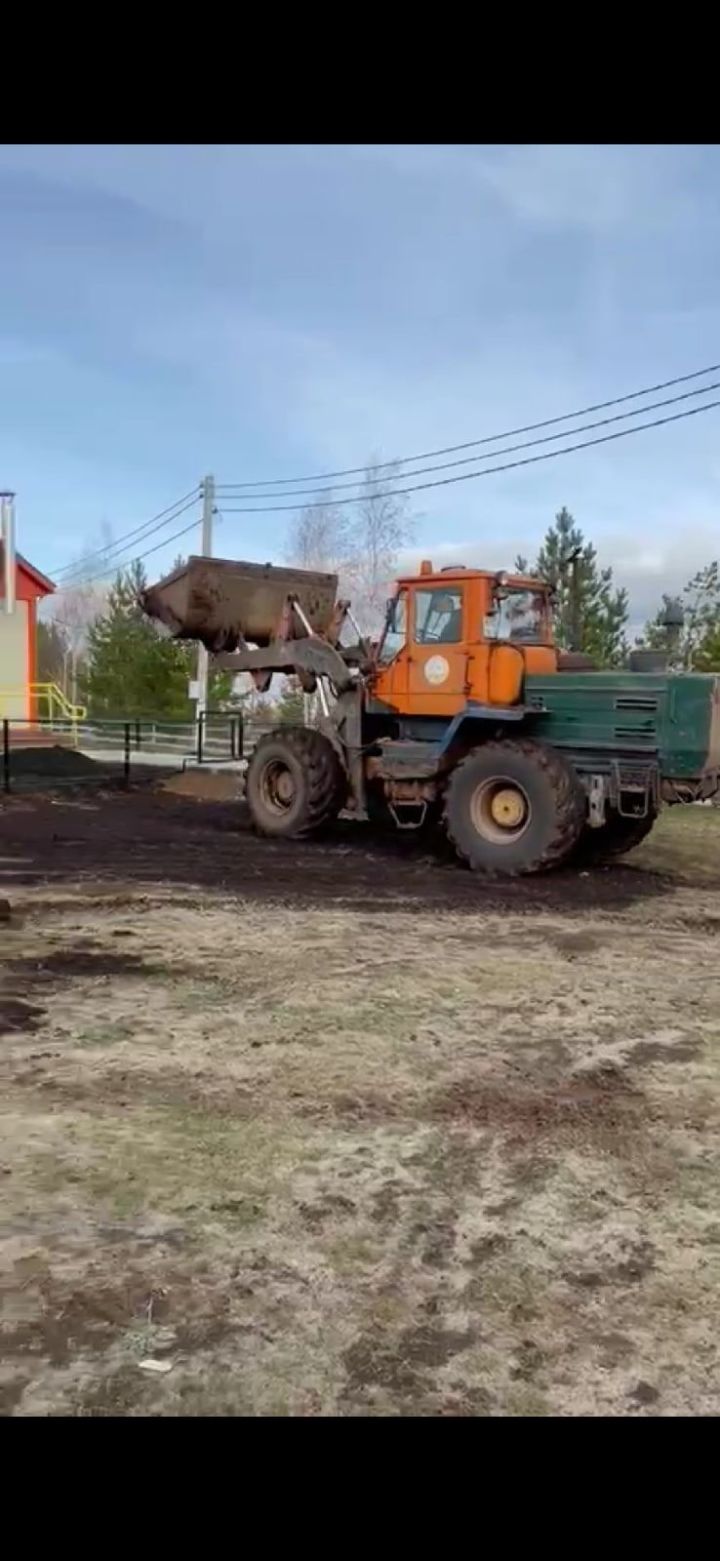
[0,603,29,720]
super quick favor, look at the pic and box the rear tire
[443,738,585,876]
[573,809,656,865]
[245,727,345,838]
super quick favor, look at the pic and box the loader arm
[214,635,359,694]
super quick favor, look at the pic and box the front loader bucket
[140,555,338,650]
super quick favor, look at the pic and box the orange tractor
[141,555,720,875]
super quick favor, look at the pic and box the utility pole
[1,491,16,613]
[195,474,214,729]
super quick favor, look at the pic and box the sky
[2,143,720,631]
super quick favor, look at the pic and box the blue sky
[2,143,720,626]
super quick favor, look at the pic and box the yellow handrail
[32,683,88,722]
[0,683,88,723]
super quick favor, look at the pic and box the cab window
[414,588,463,645]
[486,588,547,644]
[377,590,407,664]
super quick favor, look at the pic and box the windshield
[487,588,548,644]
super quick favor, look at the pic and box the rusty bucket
[140,555,338,650]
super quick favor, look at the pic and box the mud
[1,794,719,1418]
[0,791,677,913]
[8,949,149,981]
[5,746,102,780]
[0,998,46,1037]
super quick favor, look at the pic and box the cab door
[407,583,468,715]
[372,588,410,709]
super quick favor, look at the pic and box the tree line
[38,478,720,722]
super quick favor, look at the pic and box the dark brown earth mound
[0,790,674,914]
[6,745,102,779]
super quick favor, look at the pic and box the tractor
[140,555,720,875]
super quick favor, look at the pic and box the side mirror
[385,596,398,630]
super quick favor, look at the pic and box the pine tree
[83,561,195,718]
[517,507,629,667]
[274,677,306,723]
[37,619,69,685]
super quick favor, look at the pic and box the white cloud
[403,524,719,630]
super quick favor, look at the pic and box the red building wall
[0,552,55,721]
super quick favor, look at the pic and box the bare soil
[1,786,719,1416]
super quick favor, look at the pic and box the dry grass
[1,804,720,1416]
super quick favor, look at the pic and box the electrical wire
[48,487,201,581]
[53,509,204,594]
[216,361,720,491]
[219,397,720,514]
[219,378,720,503]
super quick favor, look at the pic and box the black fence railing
[0,711,315,795]
[1,713,246,794]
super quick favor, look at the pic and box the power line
[217,361,720,491]
[220,397,720,514]
[49,487,201,581]
[220,378,720,502]
[53,508,203,594]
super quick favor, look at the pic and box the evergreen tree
[274,677,306,723]
[517,507,629,667]
[683,562,720,671]
[37,619,69,686]
[83,560,235,718]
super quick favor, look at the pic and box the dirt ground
[1,782,719,1417]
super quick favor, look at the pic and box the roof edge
[0,543,56,594]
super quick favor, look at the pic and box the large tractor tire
[572,809,657,866]
[245,727,346,838]
[443,738,585,876]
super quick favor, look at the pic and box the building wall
[0,601,29,720]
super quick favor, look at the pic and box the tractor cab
[372,563,557,717]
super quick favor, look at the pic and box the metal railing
[1,713,245,793]
[0,682,88,723]
[0,710,309,794]
[72,714,244,762]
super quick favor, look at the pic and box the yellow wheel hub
[490,787,527,829]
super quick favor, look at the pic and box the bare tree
[43,539,111,705]
[44,581,107,705]
[286,459,414,635]
[286,498,352,578]
[284,460,414,721]
[41,523,121,703]
[344,459,413,632]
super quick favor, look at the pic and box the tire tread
[443,737,585,876]
[246,726,345,837]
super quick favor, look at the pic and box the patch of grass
[23,1103,309,1226]
[324,1232,383,1273]
[168,978,239,1013]
[504,1383,551,1416]
[636,806,720,881]
[76,1021,135,1048]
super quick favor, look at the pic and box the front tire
[245,727,345,838]
[443,738,585,876]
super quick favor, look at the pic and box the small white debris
[138,1357,174,1374]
